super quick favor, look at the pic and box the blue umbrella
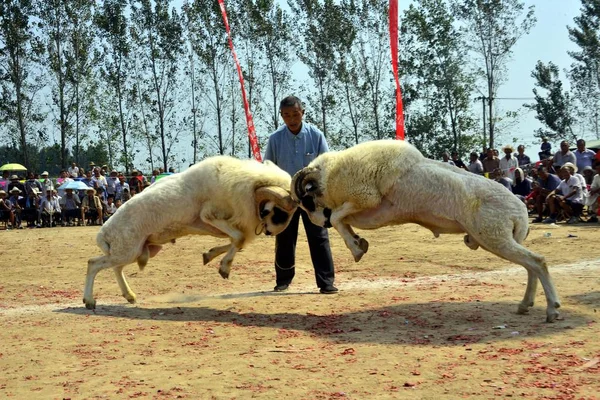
[60,180,91,191]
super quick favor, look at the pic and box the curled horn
[255,186,297,217]
[291,167,320,202]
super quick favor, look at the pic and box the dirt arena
[0,222,599,399]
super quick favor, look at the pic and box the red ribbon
[389,0,405,140]
[218,0,262,161]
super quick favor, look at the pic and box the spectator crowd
[2,138,600,230]
[0,162,175,229]
[445,138,600,225]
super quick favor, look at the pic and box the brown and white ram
[83,156,297,309]
[291,140,561,322]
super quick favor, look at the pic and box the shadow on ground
[55,293,592,346]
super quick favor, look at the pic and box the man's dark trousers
[275,208,335,289]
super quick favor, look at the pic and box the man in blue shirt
[531,166,561,223]
[264,96,337,294]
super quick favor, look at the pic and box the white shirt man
[68,163,79,178]
[499,146,518,182]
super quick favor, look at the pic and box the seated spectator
[121,187,132,202]
[81,187,103,226]
[544,166,585,224]
[582,165,595,186]
[531,166,561,223]
[60,188,81,226]
[539,137,552,160]
[512,167,532,202]
[104,196,118,221]
[115,198,123,209]
[551,140,577,170]
[575,139,596,172]
[516,145,532,167]
[500,145,518,182]
[56,170,72,190]
[441,152,455,166]
[492,168,512,191]
[22,188,40,227]
[482,148,500,175]
[0,190,15,229]
[468,152,484,175]
[585,163,600,223]
[39,187,62,227]
[150,169,160,184]
[7,187,25,229]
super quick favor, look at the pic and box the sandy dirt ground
[0,221,599,399]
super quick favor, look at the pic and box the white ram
[291,140,561,322]
[83,156,297,309]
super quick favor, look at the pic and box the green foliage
[524,61,576,143]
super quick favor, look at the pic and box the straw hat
[0,190,6,196]
[86,187,96,194]
[41,171,49,176]
[9,187,22,194]
[10,175,19,180]
[502,145,514,153]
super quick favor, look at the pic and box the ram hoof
[83,298,96,310]
[218,268,230,279]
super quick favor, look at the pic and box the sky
[492,0,584,150]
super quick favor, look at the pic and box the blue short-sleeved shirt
[264,122,329,176]
[538,173,561,191]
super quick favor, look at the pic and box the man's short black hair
[279,96,304,110]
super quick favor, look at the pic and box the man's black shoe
[320,285,339,294]
[273,284,289,292]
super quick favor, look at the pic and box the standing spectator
[39,187,61,227]
[482,148,500,175]
[56,170,72,189]
[552,140,577,169]
[515,145,531,167]
[59,188,81,226]
[531,166,561,223]
[450,151,467,170]
[0,170,9,191]
[539,137,552,160]
[115,174,129,201]
[39,171,54,192]
[105,170,118,199]
[150,169,160,184]
[67,162,79,178]
[574,139,596,172]
[499,145,518,182]
[585,163,600,223]
[7,175,25,194]
[264,95,337,294]
[128,170,143,194]
[24,172,43,197]
[91,168,107,191]
[467,152,484,175]
[81,188,103,226]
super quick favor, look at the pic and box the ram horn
[291,167,321,202]
[255,186,297,216]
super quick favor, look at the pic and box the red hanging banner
[218,0,262,161]
[389,0,405,140]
